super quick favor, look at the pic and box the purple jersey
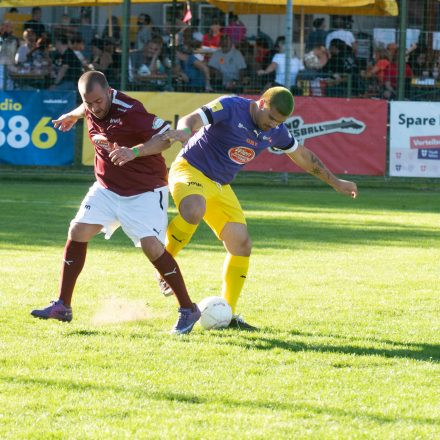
[180,96,298,184]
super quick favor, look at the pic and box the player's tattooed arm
[287,144,358,198]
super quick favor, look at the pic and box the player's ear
[258,99,265,109]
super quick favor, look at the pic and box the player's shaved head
[78,71,109,94]
[261,87,294,117]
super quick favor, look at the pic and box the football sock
[58,240,88,306]
[165,214,198,258]
[222,254,250,314]
[153,250,193,309]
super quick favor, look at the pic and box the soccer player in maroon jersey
[31,71,201,334]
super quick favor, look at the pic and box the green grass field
[0,180,439,439]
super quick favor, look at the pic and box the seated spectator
[323,38,361,96]
[223,13,246,46]
[71,36,91,70]
[203,21,222,49]
[306,18,327,51]
[408,44,429,77]
[325,16,356,53]
[52,14,76,43]
[130,36,170,90]
[15,28,37,66]
[51,35,83,90]
[362,47,390,92]
[91,37,120,88]
[383,50,412,99]
[208,34,246,92]
[175,41,212,92]
[24,7,46,38]
[257,36,304,92]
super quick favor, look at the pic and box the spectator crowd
[0,7,438,100]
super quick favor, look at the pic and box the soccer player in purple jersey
[135,86,356,330]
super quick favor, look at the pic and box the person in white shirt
[257,36,304,88]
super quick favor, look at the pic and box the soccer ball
[198,296,232,330]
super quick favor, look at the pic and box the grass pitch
[0,180,439,439]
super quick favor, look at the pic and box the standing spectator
[325,16,356,53]
[257,36,304,92]
[306,18,327,51]
[24,7,46,38]
[223,13,246,45]
[51,35,83,90]
[0,20,19,66]
[383,50,412,99]
[136,13,152,50]
[52,14,76,43]
[208,34,246,91]
[102,15,120,44]
[78,14,96,60]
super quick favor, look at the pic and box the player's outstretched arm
[52,104,85,132]
[288,144,358,198]
[161,111,205,144]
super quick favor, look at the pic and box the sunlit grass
[0,181,439,439]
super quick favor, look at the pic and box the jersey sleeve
[196,96,233,126]
[271,124,299,153]
[127,103,170,140]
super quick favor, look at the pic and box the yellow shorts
[169,157,246,239]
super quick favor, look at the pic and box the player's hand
[333,179,358,199]
[160,129,191,144]
[109,143,136,166]
[52,113,79,132]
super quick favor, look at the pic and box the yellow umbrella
[208,0,398,16]
[0,0,188,5]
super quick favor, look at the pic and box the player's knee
[141,236,164,261]
[179,196,206,224]
[68,222,96,242]
[240,235,252,256]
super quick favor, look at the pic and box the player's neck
[249,101,259,128]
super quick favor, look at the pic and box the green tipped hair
[261,86,294,116]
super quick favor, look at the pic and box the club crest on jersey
[152,117,164,129]
[228,146,255,164]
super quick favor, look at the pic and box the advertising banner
[390,101,440,177]
[243,96,388,176]
[0,91,76,166]
[82,93,387,176]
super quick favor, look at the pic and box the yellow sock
[222,254,250,314]
[165,215,198,258]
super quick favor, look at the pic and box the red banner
[242,96,388,176]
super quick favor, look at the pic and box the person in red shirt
[383,50,412,99]
[31,70,200,334]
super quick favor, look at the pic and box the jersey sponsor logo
[109,118,121,125]
[91,134,110,151]
[208,100,223,113]
[152,117,164,129]
[246,138,257,147]
[187,181,202,187]
[228,146,256,164]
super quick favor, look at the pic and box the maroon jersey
[85,89,170,196]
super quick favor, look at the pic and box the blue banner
[0,90,76,166]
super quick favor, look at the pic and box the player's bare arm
[288,144,358,198]
[52,103,85,132]
[161,109,206,143]
[109,134,172,166]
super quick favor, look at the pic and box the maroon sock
[153,250,193,309]
[58,240,88,306]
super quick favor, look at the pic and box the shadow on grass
[1,375,438,426]
[210,330,440,364]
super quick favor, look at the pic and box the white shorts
[72,182,169,247]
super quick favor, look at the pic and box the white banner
[390,101,440,177]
